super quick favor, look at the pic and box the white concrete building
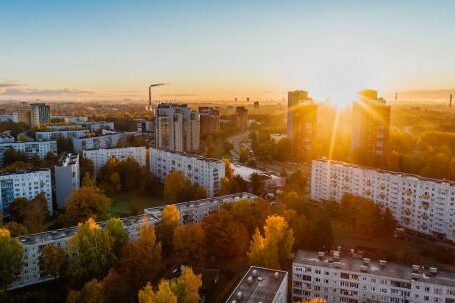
[0,134,15,143]
[144,192,257,223]
[51,116,88,123]
[155,103,200,153]
[30,103,51,126]
[150,148,224,197]
[311,159,455,241]
[72,132,122,152]
[12,213,160,290]
[0,141,57,165]
[0,113,18,123]
[83,147,147,174]
[292,250,455,303]
[226,266,288,303]
[55,153,80,210]
[75,121,115,131]
[35,129,89,141]
[0,169,53,214]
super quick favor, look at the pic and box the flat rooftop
[226,266,288,303]
[294,250,455,288]
[151,147,223,164]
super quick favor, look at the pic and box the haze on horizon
[1,0,454,103]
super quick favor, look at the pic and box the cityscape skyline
[1,1,455,103]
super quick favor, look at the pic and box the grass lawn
[109,192,166,217]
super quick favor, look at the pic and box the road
[227,131,249,160]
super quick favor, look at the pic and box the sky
[1,0,455,104]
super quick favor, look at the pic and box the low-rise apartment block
[35,129,89,141]
[292,250,455,303]
[311,159,455,241]
[149,148,225,197]
[55,153,80,210]
[226,266,288,303]
[0,169,53,214]
[83,147,147,174]
[0,141,57,165]
[72,132,121,152]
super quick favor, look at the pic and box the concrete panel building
[35,129,89,141]
[31,103,51,126]
[72,132,121,152]
[55,153,80,210]
[83,146,147,174]
[0,140,57,165]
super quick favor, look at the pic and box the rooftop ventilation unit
[411,273,420,280]
[429,267,438,275]
[236,291,242,300]
[412,265,420,273]
[334,262,342,268]
[252,269,258,277]
[318,252,325,260]
[274,272,279,280]
[379,260,387,268]
[360,265,368,273]
[333,251,340,261]
[363,258,370,265]
[247,276,253,284]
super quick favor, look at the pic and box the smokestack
[395,92,398,101]
[450,93,453,107]
[148,83,167,107]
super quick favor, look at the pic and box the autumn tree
[282,209,310,250]
[157,205,180,251]
[300,299,326,303]
[79,156,95,182]
[68,218,115,281]
[67,279,104,303]
[247,215,294,269]
[65,185,112,226]
[173,223,207,266]
[7,193,48,233]
[239,146,249,163]
[0,228,24,289]
[105,218,128,258]
[39,244,67,277]
[222,158,234,179]
[250,172,263,194]
[139,280,176,303]
[229,198,269,235]
[170,267,202,303]
[163,170,191,203]
[3,221,27,237]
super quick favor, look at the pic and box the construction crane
[147,83,166,111]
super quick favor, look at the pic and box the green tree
[65,185,112,225]
[170,267,202,303]
[68,218,115,281]
[39,244,67,277]
[0,228,24,289]
[3,148,28,165]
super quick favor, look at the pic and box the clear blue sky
[1,0,454,102]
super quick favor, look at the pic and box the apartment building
[35,129,89,141]
[199,107,220,137]
[292,250,455,303]
[311,159,455,241]
[30,103,51,126]
[155,103,200,153]
[55,153,80,210]
[0,140,57,165]
[0,134,15,143]
[235,106,248,130]
[12,213,160,290]
[144,192,257,223]
[74,121,115,132]
[83,147,147,174]
[0,169,53,214]
[51,116,88,123]
[149,148,225,197]
[71,132,121,152]
[226,266,288,303]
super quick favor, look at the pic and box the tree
[68,218,115,281]
[39,244,67,277]
[247,215,294,269]
[309,216,333,251]
[275,138,292,161]
[170,267,202,303]
[173,223,207,266]
[222,158,234,179]
[0,228,24,289]
[65,185,112,226]
[139,280,177,303]
[163,170,191,203]
[239,146,249,163]
[80,157,95,181]
[282,209,309,250]
[250,172,263,194]
[381,207,396,237]
[157,205,180,251]
[300,299,326,303]
[7,194,48,233]
[3,221,27,237]
[229,198,268,235]
[67,279,104,303]
[283,170,307,194]
[105,218,128,258]
[202,209,249,261]
[3,148,28,165]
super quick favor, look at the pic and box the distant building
[287,90,318,162]
[352,89,390,167]
[292,249,455,303]
[35,129,89,141]
[31,103,51,126]
[235,106,248,130]
[0,113,18,123]
[0,141,57,165]
[17,108,32,126]
[149,148,224,197]
[254,101,259,109]
[155,103,200,153]
[226,266,288,303]
[0,134,15,143]
[231,162,285,193]
[51,116,88,123]
[55,153,80,210]
[83,147,147,174]
[136,119,154,133]
[199,107,220,137]
[74,121,115,132]
[71,132,121,152]
[311,159,455,241]
[270,133,287,143]
[0,169,53,215]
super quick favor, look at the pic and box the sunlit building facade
[83,146,147,174]
[311,159,455,241]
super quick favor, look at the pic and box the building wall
[149,148,225,197]
[71,133,121,152]
[0,169,53,214]
[311,159,455,241]
[55,153,80,210]
[0,141,57,165]
[31,103,51,127]
[235,106,248,130]
[83,147,147,174]
[35,129,89,141]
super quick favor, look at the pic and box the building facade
[0,141,57,165]
[226,266,288,303]
[149,148,225,197]
[83,147,147,174]
[74,121,115,132]
[71,133,121,152]
[352,89,391,168]
[292,250,455,303]
[155,103,200,153]
[35,129,89,141]
[0,169,53,214]
[287,90,318,162]
[31,103,51,126]
[311,159,455,241]
[17,108,32,126]
[51,116,88,123]
[55,153,80,210]
[199,107,220,137]
[235,106,248,130]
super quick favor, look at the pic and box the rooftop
[151,147,224,164]
[0,168,51,177]
[226,266,288,303]
[314,159,455,186]
[294,250,455,287]
[56,152,79,166]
